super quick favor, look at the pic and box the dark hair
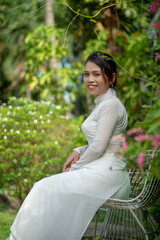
[85,51,117,87]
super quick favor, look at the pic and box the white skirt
[10,152,130,240]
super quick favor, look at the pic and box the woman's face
[83,61,110,97]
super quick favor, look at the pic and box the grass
[0,203,17,240]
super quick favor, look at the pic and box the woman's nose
[88,75,94,82]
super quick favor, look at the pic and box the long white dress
[9,88,131,240]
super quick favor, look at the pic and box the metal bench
[93,149,160,240]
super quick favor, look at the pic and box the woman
[8,51,130,240]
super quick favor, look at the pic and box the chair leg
[130,209,149,240]
[99,208,112,239]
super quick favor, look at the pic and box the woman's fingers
[63,167,70,172]
[63,151,80,172]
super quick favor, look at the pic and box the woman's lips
[87,85,97,89]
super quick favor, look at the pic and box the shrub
[0,97,86,201]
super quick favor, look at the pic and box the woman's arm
[73,145,89,156]
[63,146,88,172]
[70,101,119,171]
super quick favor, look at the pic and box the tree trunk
[44,0,55,26]
[44,0,58,103]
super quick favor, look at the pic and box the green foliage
[83,30,108,59]
[123,1,160,180]
[114,31,151,128]
[24,25,67,100]
[150,198,160,236]
[0,97,86,201]
[24,24,87,106]
[0,0,43,100]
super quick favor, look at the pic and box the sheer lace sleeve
[71,100,119,171]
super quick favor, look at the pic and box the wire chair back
[128,150,160,209]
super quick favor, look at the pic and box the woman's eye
[94,74,100,77]
[84,73,89,77]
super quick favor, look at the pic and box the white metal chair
[93,149,160,240]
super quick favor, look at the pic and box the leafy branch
[37,1,116,45]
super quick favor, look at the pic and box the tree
[0,0,44,100]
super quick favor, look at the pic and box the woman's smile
[87,84,98,90]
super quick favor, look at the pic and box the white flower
[28,111,33,115]
[47,119,51,123]
[4,129,7,132]
[4,136,7,139]
[9,106,12,109]
[26,130,30,133]
[10,129,13,132]
[39,115,43,119]
[2,124,5,128]
[54,141,58,145]
[41,129,44,132]
[49,111,53,114]
[34,119,38,123]
[2,117,8,121]
[56,106,61,109]
[16,130,20,134]
[60,115,69,120]
[41,121,44,124]
[24,179,28,182]
[2,103,6,106]
[60,115,66,119]
[34,130,37,133]
[7,111,11,115]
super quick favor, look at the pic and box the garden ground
[0,203,16,240]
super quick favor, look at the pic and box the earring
[110,82,113,88]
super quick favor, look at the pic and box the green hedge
[0,97,86,201]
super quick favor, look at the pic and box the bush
[0,97,86,201]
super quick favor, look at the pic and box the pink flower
[148,1,160,12]
[110,135,126,143]
[137,153,144,170]
[158,30,160,36]
[155,86,160,100]
[127,128,143,136]
[155,53,160,59]
[154,22,160,28]
[134,134,150,142]
[109,135,128,154]
[152,134,160,147]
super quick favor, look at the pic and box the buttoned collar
[94,88,117,105]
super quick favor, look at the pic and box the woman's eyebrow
[84,70,101,73]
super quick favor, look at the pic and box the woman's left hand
[63,150,79,172]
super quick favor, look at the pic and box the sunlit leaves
[0,97,86,200]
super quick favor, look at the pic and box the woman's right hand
[63,150,80,172]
